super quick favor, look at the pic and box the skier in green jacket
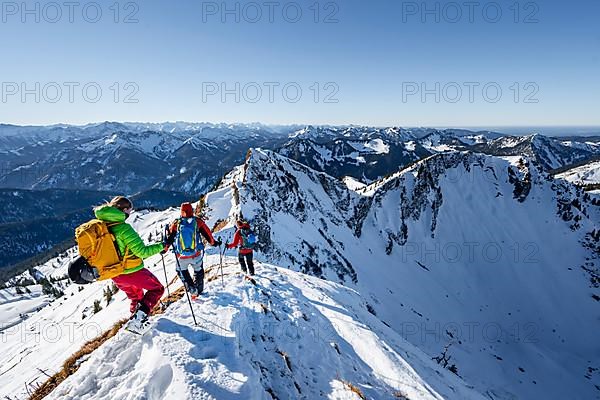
[94,196,167,332]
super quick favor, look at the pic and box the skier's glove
[160,245,170,254]
[213,238,223,247]
[162,232,175,247]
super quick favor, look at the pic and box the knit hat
[181,202,194,218]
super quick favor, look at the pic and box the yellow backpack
[75,220,129,281]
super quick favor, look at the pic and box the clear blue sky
[0,0,598,127]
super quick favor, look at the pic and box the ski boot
[125,303,150,335]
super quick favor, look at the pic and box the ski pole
[160,254,171,298]
[221,234,231,287]
[160,225,171,298]
[219,242,225,289]
[173,250,198,326]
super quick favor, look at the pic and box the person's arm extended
[122,224,163,259]
[227,231,241,249]
[197,218,216,245]
[165,221,178,246]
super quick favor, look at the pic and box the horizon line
[1,120,600,130]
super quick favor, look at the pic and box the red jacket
[227,224,253,255]
[167,217,216,259]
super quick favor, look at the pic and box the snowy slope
[204,148,600,399]
[48,262,485,400]
[0,209,178,400]
[343,176,367,192]
[78,130,186,160]
[0,205,486,400]
[556,160,600,185]
[471,134,599,170]
[0,283,49,331]
[354,154,600,399]
[3,146,599,400]
[561,138,600,154]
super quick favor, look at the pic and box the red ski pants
[112,268,164,314]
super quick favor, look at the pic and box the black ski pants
[238,252,254,275]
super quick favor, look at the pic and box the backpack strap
[81,230,97,257]
[120,247,130,267]
[106,222,128,261]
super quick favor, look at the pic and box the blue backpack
[175,218,204,257]
[240,227,258,249]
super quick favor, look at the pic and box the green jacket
[94,205,163,274]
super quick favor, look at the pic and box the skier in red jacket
[226,219,255,276]
[164,203,221,296]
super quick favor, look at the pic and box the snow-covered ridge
[471,133,600,171]
[556,160,600,186]
[211,148,600,399]
[47,264,484,400]
[2,146,600,400]
[0,206,484,400]
[3,122,600,197]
